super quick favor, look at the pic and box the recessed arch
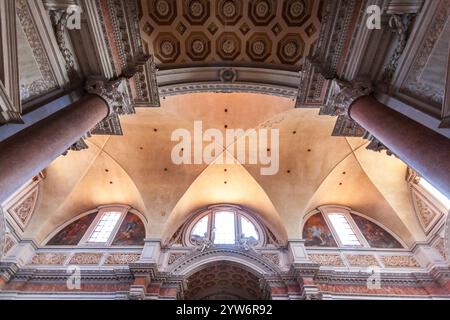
[169,248,281,276]
[302,205,407,249]
[43,204,148,246]
[168,204,282,248]
[181,260,271,300]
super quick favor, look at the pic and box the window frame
[320,206,370,248]
[184,205,265,247]
[79,205,128,246]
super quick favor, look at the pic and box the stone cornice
[11,267,133,283]
[314,269,436,287]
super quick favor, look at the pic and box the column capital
[363,131,395,156]
[327,79,374,117]
[85,78,135,116]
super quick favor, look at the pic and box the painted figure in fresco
[303,213,337,247]
[112,213,145,246]
[351,214,402,249]
[47,213,96,245]
[305,225,333,246]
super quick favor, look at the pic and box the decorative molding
[0,0,22,124]
[7,187,39,230]
[167,253,187,266]
[345,254,380,267]
[308,254,344,267]
[441,40,450,128]
[69,253,103,265]
[309,0,358,79]
[160,82,298,98]
[399,0,450,109]
[133,55,161,108]
[48,9,78,80]
[91,113,123,136]
[31,253,67,265]
[407,171,446,234]
[380,255,420,268]
[157,66,299,99]
[322,79,373,117]
[381,14,415,85]
[411,190,444,234]
[363,131,394,156]
[319,79,374,138]
[3,234,16,256]
[295,60,329,108]
[406,167,420,184]
[330,115,365,137]
[104,253,141,265]
[86,78,135,116]
[170,248,280,275]
[261,253,280,266]
[432,237,446,260]
[16,0,59,102]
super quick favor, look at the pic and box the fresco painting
[47,213,96,246]
[351,214,403,249]
[303,213,337,247]
[112,212,145,246]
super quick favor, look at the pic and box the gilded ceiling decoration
[139,0,322,69]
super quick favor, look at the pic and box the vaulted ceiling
[139,0,322,70]
[28,93,423,247]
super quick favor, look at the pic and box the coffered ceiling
[139,0,322,70]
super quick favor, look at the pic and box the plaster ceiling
[28,93,423,246]
[139,0,322,70]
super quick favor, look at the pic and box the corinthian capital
[327,79,374,117]
[85,78,135,116]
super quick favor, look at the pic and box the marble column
[330,80,450,198]
[0,94,109,203]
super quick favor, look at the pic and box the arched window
[46,205,146,246]
[190,209,260,246]
[181,205,269,248]
[302,206,403,249]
